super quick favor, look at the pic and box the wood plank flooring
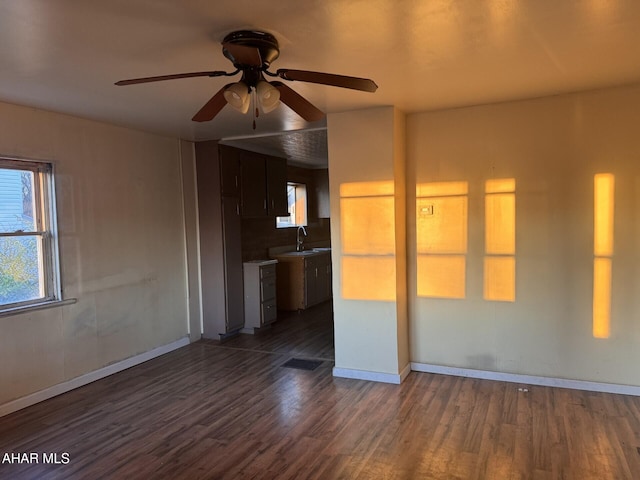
[2,302,640,479]
[207,301,335,361]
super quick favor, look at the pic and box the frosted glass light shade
[256,81,280,113]
[224,82,250,113]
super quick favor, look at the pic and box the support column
[327,107,409,383]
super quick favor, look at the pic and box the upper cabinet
[236,149,288,218]
[313,168,330,218]
[239,151,267,217]
[266,156,288,217]
[219,145,241,197]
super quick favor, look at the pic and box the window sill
[0,298,78,318]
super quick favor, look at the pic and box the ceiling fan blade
[272,81,325,122]
[115,71,229,86]
[276,69,378,93]
[222,42,262,67]
[192,85,230,122]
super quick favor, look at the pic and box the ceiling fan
[115,30,378,125]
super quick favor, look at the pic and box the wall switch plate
[421,205,434,215]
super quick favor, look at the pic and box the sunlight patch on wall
[594,174,614,257]
[341,196,395,255]
[341,181,394,198]
[417,196,468,253]
[486,178,516,194]
[484,256,516,302]
[593,258,612,339]
[416,181,468,198]
[484,179,516,302]
[416,181,468,299]
[342,256,397,302]
[417,255,466,299]
[340,181,396,301]
[593,173,614,339]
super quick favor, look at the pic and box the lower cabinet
[274,251,332,310]
[304,254,332,307]
[243,260,278,331]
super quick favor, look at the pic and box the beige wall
[328,107,409,378]
[0,101,190,405]
[408,84,640,386]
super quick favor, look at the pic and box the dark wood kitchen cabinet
[304,252,332,307]
[266,156,289,216]
[219,144,241,197]
[239,151,267,217]
[195,141,244,339]
[195,142,289,338]
[313,168,330,218]
[272,251,332,310]
[239,150,288,217]
[220,196,245,332]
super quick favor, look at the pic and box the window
[0,157,61,311]
[276,182,307,228]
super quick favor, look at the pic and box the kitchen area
[195,137,332,342]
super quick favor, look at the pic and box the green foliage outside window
[0,233,40,305]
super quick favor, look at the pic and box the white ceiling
[2,0,640,165]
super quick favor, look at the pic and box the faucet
[296,226,307,252]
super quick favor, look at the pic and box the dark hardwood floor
[208,301,335,361]
[2,301,640,479]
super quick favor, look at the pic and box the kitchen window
[0,157,62,313]
[276,182,307,228]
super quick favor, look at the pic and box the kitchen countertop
[272,249,331,258]
[268,243,331,257]
[243,259,278,265]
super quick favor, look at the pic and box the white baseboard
[410,362,640,396]
[0,336,191,417]
[333,363,412,385]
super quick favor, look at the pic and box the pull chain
[252,89,257,130]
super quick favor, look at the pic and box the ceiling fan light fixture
[223,82,250,113]
[256,80,280,113]
[115,30,377,124]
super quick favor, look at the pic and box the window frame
[0,156,62,312]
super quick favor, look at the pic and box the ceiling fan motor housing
[222,30,280,68]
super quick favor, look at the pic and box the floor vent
[282,358,322,371]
